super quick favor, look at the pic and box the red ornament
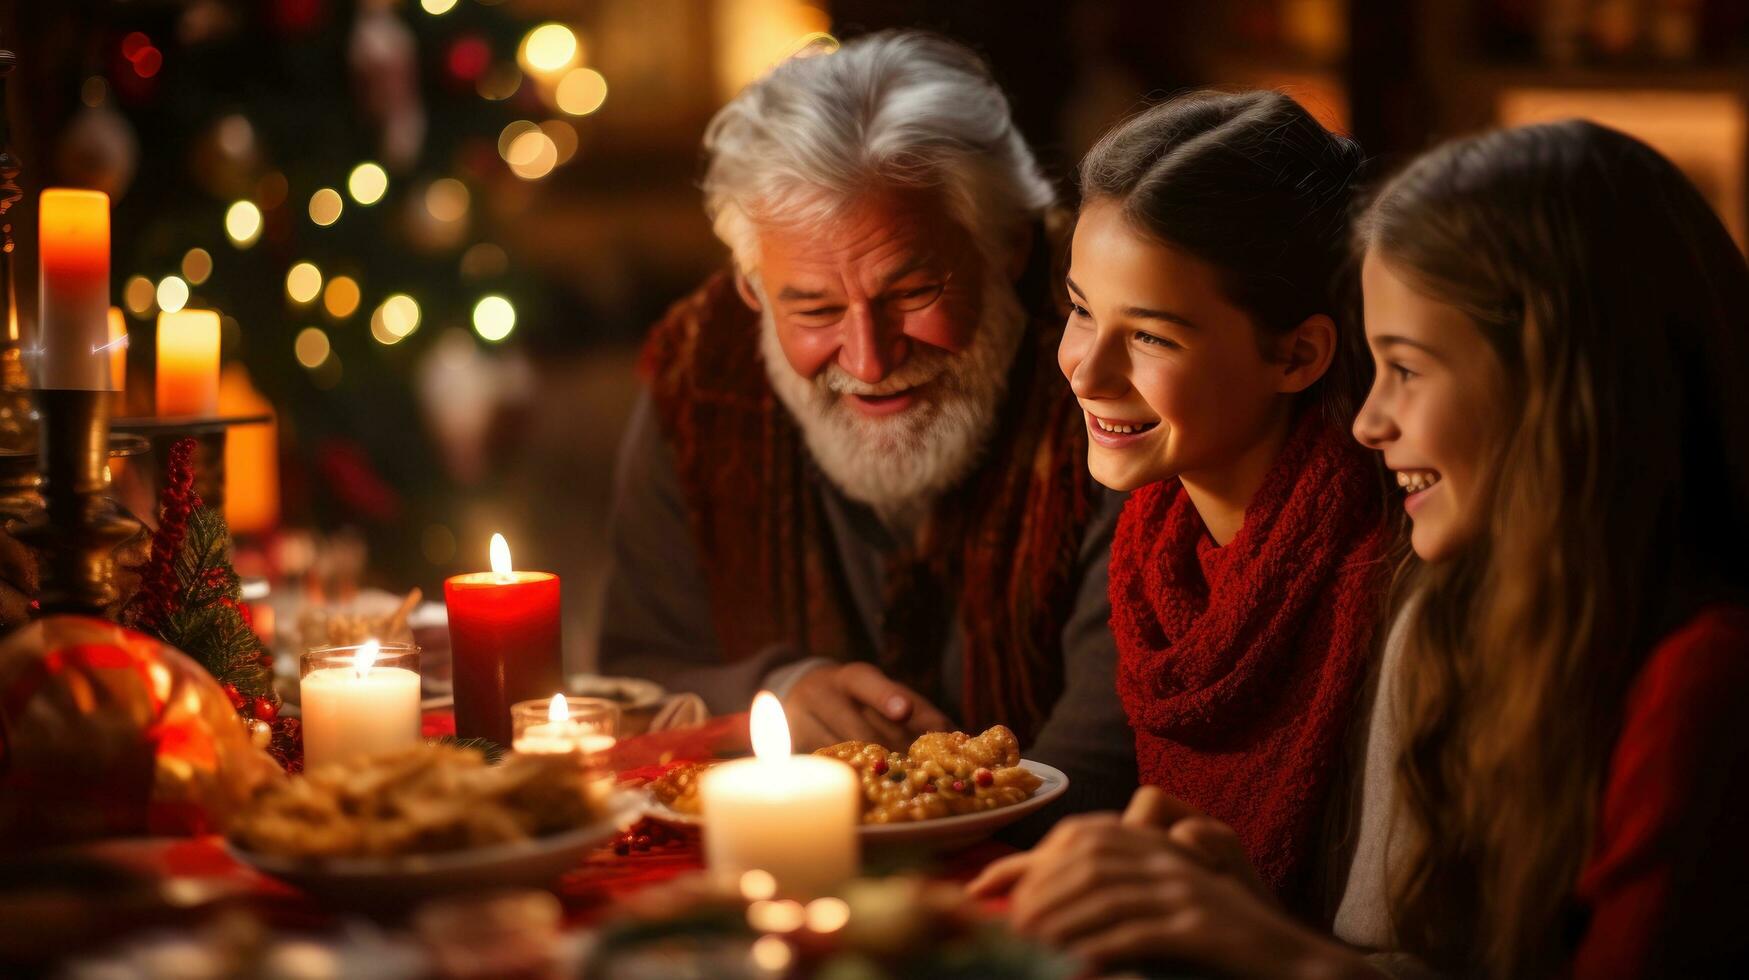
[252,696,278,723]
[223,683,245,711]
[447,36,492,84]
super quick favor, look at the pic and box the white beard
[759,277,1027,527]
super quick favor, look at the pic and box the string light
[156,276,189,314]
[323,276,361,319]
[309,188,344,226]
[286,262,323,304]
[225,201,263,247]
[181,248,213,285]
[519,24,578,75]
[555,68,607,116]
[472,295,516,342]
[347,163,389,206]
[295,327,331,369]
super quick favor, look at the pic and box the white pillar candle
[300,640,421,771]
[37,189,114,391]
[700,692,859,898]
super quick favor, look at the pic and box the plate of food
[227,744,642,905]
[642,725,1067,850]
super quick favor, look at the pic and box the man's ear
[1277,313,1337,394]
[1005,224,1034,282]
[734,271,762,313]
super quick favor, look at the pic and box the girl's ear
[1277,313,1337,394]
[734,272,763,313]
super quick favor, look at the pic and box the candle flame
[489,532,513,577]
[749,690,791,759]
[353,639,380,679]
[548,692,568,723]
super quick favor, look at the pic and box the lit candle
[106,307,128,400]
[156,309,220,416]
[512,693,618,756]
[299,640,422,771]
[36,188,113,391]
[700,692,859,898]
[443,533,563,746]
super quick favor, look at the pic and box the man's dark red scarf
[1110,412,1391,900]
[639,272,1091,743]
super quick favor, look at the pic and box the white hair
[701,30,1056,273]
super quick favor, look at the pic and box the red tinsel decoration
[131,438,200,632]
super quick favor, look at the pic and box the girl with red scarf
[995,90,1395,907]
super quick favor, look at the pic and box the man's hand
[781,662,953,750]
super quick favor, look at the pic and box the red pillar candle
[443,533,563,745]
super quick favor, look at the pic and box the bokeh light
[181,248,213,285]
[541,120,579,164]
[124,275,156,316]
[294,327,332,369]
[472,295,516,342]
[372,294,422,345]
[286,262,323,304]
[497,120,540,161]
[323,276,361,319]
[420,0,458,14]
[460,243,509,280]
[347,163,389,205]
[425,178,471,223]
[81,76,108,108]
[476,64,522,101]
[225,200,263,247]
[804,897,850,933]
[309,187,344,226]
[555,67,608,116]
[156,276,189,314]
[506,131,558,180]
[519,24,578,75]
[750,936,793,973]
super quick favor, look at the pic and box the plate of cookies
[642,725,1068,850]
[226,744,643,904]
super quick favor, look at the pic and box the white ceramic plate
[227,791,644,906]
[644,760,1068,851]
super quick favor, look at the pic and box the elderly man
[598,31,1133,813]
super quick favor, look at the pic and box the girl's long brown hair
[1357,121,1749,976]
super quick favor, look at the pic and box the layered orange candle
[156,309,220,416]
[443,534,562,745]
[37,189,113,391]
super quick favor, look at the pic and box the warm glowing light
[353,639,381,679]
[746,899,806,934]
[323,276,361,318]
[378,294,420,339]
[713,1,833,99]
[424,178,470,223]
[347,163,389,205]
[295,326,331,368]
[225,200,262,246]
[181,248,213,285]
[421,0,458,14]
[156,276,189,314]
[286,262,323,304]
[541,119,579,164]
[460,242,509,280]
[749,691,791,760]
[749,935,793,972]
[497,120,540,161]
[739,869,778,901]
[520,23,578,75]
[124,275,156,315]
[547,693,568,724]
[81,76,108,108]
[309,187,344,226]
[476,64,522,101]
[490,532,513,576]
[804,897,850,933]
[472,295,516,342]
[555,67,607,116]
[506,131,558,180]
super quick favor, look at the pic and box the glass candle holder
[299,642,421,771]
[511,695,619,766]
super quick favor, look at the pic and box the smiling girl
[1056,90,1394,906]
[976,120,1749,978]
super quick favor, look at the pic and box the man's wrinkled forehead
[753,190,970,290]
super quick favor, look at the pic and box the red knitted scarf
[1110,412,1390,899]
[640,272,1092,743]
